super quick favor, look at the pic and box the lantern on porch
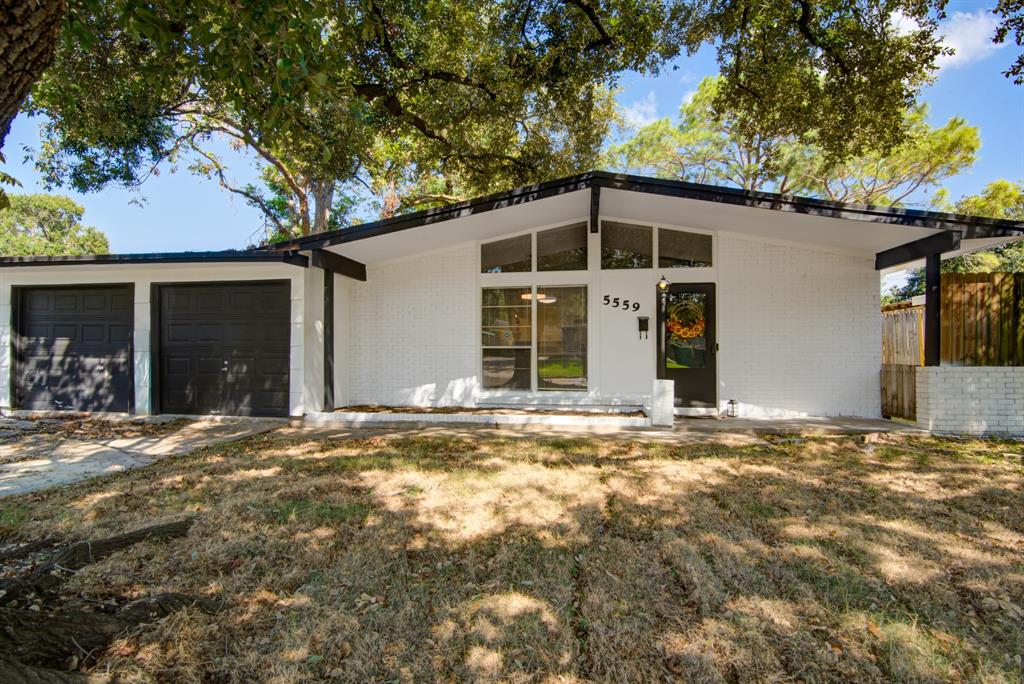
[727,399,738,418]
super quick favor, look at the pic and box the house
[2,172,1022,432]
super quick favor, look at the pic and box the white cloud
[936,10,1004,70]
[681,89,698,107]
[889,10,921,37]
[890,9,1004,72]
[622,91,658,128]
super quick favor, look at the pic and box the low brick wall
[917,367,1024,436]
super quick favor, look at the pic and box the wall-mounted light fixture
[657,276,670,293]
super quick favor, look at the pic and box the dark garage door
[156,281,290,417]
[14,285,133,412]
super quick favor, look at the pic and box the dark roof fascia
[268,173,594,252]
[0,250,308,268]
[592,172,1024,238]
[263,171,1024,253]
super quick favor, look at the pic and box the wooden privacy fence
[881,363,917,420]
[880,273,1024,420]
[882,304,924,365]
[940,273,1024,366]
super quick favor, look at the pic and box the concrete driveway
[0,416,284,497]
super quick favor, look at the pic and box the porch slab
[675,416,927,435]
[303,410,924,437]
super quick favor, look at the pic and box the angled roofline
[0,250,309,268]
[263,170,1024,252]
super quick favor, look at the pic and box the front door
[657,282,716,408]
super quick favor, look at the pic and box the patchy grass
[0,504,28,534]
[2,432,1023,682]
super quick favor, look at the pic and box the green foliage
[993,0,1024,84]
[679,0,949,163]
[29,0,683,236]
[882,180,1024,303]
[608,75,979,206]
[22,0,967,238]
[0,193,109,256]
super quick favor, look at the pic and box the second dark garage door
[156,281,291,417]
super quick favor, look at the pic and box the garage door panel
[158,281,290,417]
[15,286,133,412]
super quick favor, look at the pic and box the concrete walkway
[0,417,284,497]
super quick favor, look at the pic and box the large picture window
[537,287,587,390]
[481,288,532,389]
[481,285,588,392]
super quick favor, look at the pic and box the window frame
[476,216,715,397]
[478,283,589,395]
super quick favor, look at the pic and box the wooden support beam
[590,184,601,233]
[874,231,960,271]
[323,271,334,411]
[310,249,367,281]
[925,252,941,366]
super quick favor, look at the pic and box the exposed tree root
[1,519,194,601]
[0,519,208,675]
[0,653,95,683]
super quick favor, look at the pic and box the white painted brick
[717,235,880,417]
[917,366,1024,436]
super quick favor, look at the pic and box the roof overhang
[265,172,1024,269]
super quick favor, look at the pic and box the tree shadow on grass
[1,433,1021,682]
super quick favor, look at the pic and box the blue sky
[3,0,1022,255]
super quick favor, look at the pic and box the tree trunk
[311,179,335,233]
[1,519,194,601]
[0,0,66,152]
[0,594,219,666]
[0,654,93,683]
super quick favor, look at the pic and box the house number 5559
[603,295,640,311]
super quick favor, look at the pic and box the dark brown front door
[155,281,291,417]
[657,282,716,408]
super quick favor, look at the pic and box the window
[665,291,708,369]
[537,286,587,390]
[481,235,531,273]
[538,222,588,271]
[481,288,532,389]
[601,221,652,269]
[481,286,588,392]
[659,228,712,267]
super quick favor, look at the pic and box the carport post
[924,252,941,366]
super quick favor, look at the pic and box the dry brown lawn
[2,431,1023,682]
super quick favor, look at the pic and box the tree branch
[563,0,614,51]
[794,0,850,75]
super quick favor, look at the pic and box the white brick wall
[917,366,1024,435]
[716,234,881,417]
[338,232,882,417]
[345,244,480,405]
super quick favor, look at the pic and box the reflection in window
[537,286,587,390]
[665,292,707,369]
[538,222,588,271]
[659,228,712,267]
[601,221,652,269]
[481,234,531,273]
[481,288,532,389]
